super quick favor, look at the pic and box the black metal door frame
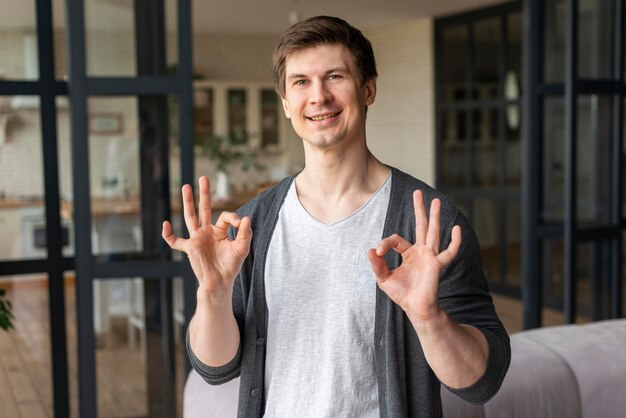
[523,0,624,328]
[0,0,70,416]
[0,1,196,416]
[65,0,196,416]
[434,2,523,299]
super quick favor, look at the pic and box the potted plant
[0,289,14,331]
[195,132,265,200]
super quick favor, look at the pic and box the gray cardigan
[188,167,511,418]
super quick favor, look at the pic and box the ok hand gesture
[367,190,461,323]
[161,176,252,299]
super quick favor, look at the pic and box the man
[162,16,510,418]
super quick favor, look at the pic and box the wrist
[196,285,232,310]
[407,307,448,334]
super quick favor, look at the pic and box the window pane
[577,240,612,321]
[165,0,179,74]
[506,104,522,189]
[576,95,612,226]
[474,198,501,282]
[85,0,136,77]
[88,97,141,256]
[507,11,522,88]
[53,0,68,81]
[505,202,522,289]
[544,0,565,83]
[93,276,187,417]
[93,278,148,416]
[472,107,499,188]
[474,17,501,91]
[542,239,566,326]
[440,110,468,188]
[0,4,38,80]
[542,97,565,223]
[0,96,47,260]
[578,0,613,79]
[442,25,468,103]
[0,274,54,416]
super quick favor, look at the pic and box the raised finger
[438,225,462,266]
[426,198,441,251]
[198,176,212,226]
[182,184,199,233]
[161,220,186,252]
[413,190,428,245]
[375,234,412,257]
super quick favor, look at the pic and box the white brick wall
[365,19,435,186]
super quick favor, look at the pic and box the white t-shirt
[263,174,392,418]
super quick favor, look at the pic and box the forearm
[410,309,488,389]
[188,289,240,367]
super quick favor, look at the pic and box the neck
[296,141,389,199]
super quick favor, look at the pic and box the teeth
[309,113,337,121]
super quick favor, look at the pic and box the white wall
[0,21,435,197]
[365,19,435,186]
[0,29,304,198]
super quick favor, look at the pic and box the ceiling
[1,0,507,34]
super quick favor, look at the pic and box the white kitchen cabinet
[193,81,285,150]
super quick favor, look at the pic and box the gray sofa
[183,319,626,418]
[442,319,626,418]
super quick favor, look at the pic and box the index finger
[182,184,199,232]
[198,176,212,226]
[413,190,428,244]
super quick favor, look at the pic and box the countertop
[0,192,257,218]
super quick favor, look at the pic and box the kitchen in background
[0,1,303,415]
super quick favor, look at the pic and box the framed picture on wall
[89,113,123,135]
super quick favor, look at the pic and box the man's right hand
[161,176,252,301]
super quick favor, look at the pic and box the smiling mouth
[307,112,340,121]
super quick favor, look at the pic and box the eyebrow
[286,67,349,80]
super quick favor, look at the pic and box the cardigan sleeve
[185,267,246,385]
[184,202,255,386]
[186,327,242,385]
[437,210,511,404]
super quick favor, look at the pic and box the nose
[309,80,332,105]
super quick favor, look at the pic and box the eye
[328,74,342,80]
[293,79,308,86]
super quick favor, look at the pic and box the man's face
[280,43,376,151]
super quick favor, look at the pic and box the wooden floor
[0,277,186,418]
[0,275,601,418]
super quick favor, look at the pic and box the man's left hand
[368,190,462,323]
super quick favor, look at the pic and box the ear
[281,96,292,119]
[364,78,377,106]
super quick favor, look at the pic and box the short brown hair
[272,16,378,97]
